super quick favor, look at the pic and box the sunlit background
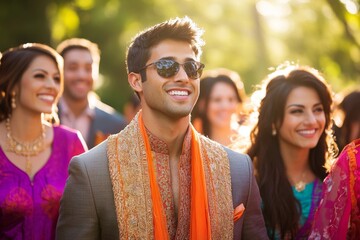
[1,0,359,112]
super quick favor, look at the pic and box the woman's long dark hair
[247,65,337,239]
[337,90,360,150]
[0,43,63,122]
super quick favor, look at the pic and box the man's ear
[128,73,142,92]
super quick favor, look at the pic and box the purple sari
[0,125,87,240]
[296,178,323,239]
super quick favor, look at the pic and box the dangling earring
[11,92,16,109]
[272,128,277,136]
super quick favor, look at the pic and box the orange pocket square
[95,131,110,146]
[233,203,245,222]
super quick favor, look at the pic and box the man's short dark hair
[126,16,205,81]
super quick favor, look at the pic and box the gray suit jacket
[87,104,127,148]
[56,141,268,240]
[58,98,127,149]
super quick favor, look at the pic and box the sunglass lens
[156,60,179,78]
[154,60,204,79]
[184,61,204,79]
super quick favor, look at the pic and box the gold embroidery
[107,115,153,239]
[175,132,192,239]
[200,136,233,239]
[107,111,233,239]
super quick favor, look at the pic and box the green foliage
[1,0,359,113]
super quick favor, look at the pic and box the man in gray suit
[56,38,127,149]
[56,17,268,240]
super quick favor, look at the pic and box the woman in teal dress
[246,64,337,239]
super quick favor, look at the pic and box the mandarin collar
[146,125,192,155]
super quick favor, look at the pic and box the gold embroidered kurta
[107,112,233,239]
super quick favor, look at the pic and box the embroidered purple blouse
[0,125,87,240]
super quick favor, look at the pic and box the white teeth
[168,90,188,96]
[38,95,55,101]
[298,129,316,135]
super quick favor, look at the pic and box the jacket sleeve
[56,156,100,240]
[226,148,269,240]
[241,155,269,240]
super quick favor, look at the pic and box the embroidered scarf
[107,111,233,239]
[309,139,360,240]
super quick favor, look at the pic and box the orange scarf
[107,111,233,239]
[139,112,211,239]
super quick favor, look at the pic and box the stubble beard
[63,86,89,102]
[158,100,194,120]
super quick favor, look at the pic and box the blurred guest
[192,68,247,147]
[309,138,360,240]
[0,43,87,239]
[333,89,360,151]
[56,38,127,148]
[246,64,337,239]
[123,93,141,124]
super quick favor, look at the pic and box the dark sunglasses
[140,59,205,79]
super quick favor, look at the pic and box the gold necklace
[295,180,306,192]
[6,118,46,175]
[294,170,308,192]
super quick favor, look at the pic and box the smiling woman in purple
[0,43,87,240]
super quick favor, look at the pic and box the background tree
[1,0,359,113]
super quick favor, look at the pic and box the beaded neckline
[6,118,46,175]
